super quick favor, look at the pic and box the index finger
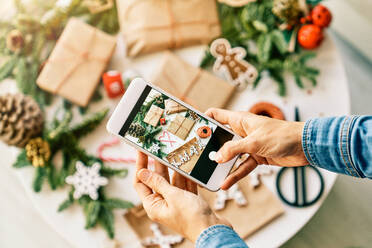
[205,108,232,125]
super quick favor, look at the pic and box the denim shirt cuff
[196,225,247,248]
[302,117,362,177]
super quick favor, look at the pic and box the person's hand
[206,108,308,190]
[134,151,230,243]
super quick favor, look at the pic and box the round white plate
[1,32,349,248]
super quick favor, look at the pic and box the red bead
[102,71,125,98]
[298,24,323,50]
[160,118,166,125]
[311,4,332,28]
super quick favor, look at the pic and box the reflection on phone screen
[118,86,233,184]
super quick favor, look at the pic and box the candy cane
[97,137,154,164]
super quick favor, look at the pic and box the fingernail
[215,152,223,163]
[138,169,151,181]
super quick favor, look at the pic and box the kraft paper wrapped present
[152,52,236,112]
[116,0,221,57]
[199,176,285,239]
[165,99,187,115]
[143,105,164,127]
[167,114,195,140]
[166,137,203,173]
[37,18,116,107]
[124,205,193,248]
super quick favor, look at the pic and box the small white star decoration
[141,223,183,248]
[148,143,160,154]
[66,161,108,200]
[214,184,247,210]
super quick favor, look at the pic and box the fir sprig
[13,105,132,238]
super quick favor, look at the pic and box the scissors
[275,107,324,208]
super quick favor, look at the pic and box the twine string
[45,29,109,93]
[123,0,219,48]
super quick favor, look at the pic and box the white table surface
[1,1,372,248]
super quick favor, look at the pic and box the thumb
[215,139,250,163]
[137,169,175,197]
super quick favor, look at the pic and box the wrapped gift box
[165,99,187,115]
[167,114,195,140]
[37,18,116,107]
[152,52,236,112]
[124,205,193,248]
[116,0,221,57]
[143,104,164,127]
[166,137,203,173]
[199,176,284,239]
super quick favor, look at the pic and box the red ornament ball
[311,4,332,28]
[298,24,323,50]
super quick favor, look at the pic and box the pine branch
[47,109,73,142]
[103,198,134,210]
[0,56,18,81]
[33,166,46,192]
[58,190,74,212]
[99,206,115,239]
[46,162,57,190]
[70,108,109,140]
[100,167,128,178]
[85,201,101,229]
[13,150,31,168]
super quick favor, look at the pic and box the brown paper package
[166,137,202,173]
[37,18,116,107]
[167,114,195,140]
[199,176,285,239]
[125,205,194,248]
[152,52,236,113]
[126,177,284,247]
[116,0,221,57]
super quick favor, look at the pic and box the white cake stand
[0,33,349,248]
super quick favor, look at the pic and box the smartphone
[106,78,240,191]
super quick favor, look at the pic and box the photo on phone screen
[118,86,234,184]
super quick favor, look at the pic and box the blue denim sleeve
[302,116,372,178]
[196,225,248,248]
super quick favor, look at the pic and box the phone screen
[118,86,234,184]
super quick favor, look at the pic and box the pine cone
[273,0,301,24]
[0,93,44,147]
[127,122,145,138]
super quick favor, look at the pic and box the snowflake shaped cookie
[141,223,183,248]
[66,161,108,200]
[214,184,247,210]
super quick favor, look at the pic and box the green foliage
[100,166,128,178]
[70,108,109,139]
[58,190,74,212]
[13,150,31,168]
[0,57,18,81]
[130,94,169,158]
[201,0,320,95]
[13,105,131,238]
[85,201,101,229]
[103,198,134,210]
[99,206,115,239]
[46,162,57,190]
[33,167,46,192]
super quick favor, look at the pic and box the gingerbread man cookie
[211,38,258,89]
